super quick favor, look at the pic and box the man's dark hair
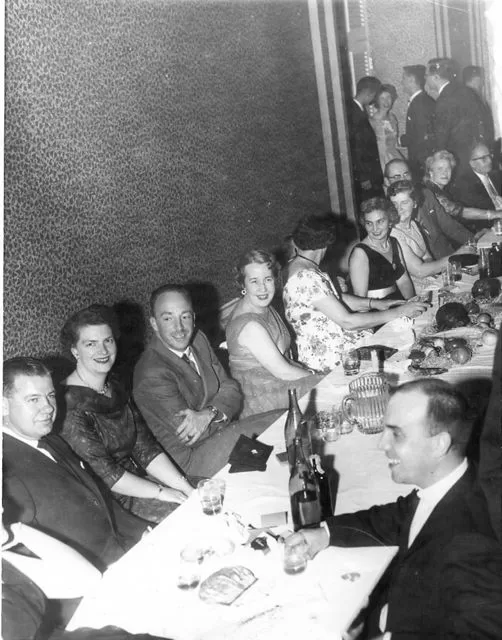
[427,58,456,82]
[392,379,472,454]
[291,213,337,251]
[3,357,51,397]
[149,284,192,317]
[463,65,483,84]
[60,305,120,357]
[356,76,381,95]
[403,65,426,88]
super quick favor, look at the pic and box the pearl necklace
[76,368,110,396]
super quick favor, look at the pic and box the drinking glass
[449,260,462,282]
[283,534,309,575]
[177,543,205,590]
[478,248,491,279]
[441,263,453,287]
[493,219,502,237]
[341,348,360,376]
[322,408,342,442]
[197,479,224,515]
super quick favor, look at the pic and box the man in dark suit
[384,158,475,259]
[449,140,502,211]
[463,65,496,149]
[425,57,492,170]
[3,357,147,571]
[290,379,502,639]
[133,284,278,478]
[400,65,435,181]
[346,76,383,207]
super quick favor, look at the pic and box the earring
[241,289,247,296]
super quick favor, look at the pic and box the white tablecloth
[68,274,497,639]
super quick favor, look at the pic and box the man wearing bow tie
[400,65,435,181]
[2,357,147,571]
[134,285,276,477]
[290,379,502,639]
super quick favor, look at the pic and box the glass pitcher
[341,373,390,434]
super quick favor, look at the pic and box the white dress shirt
[408,89,422,105]
[168,345,201,375]
[438,81,450,96]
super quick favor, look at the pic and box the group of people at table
[4,54,502,635]
[3,194,502,638]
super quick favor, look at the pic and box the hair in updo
[234,249,279,289]
[359,197,399,226]
[425,150,456,175]
[61,304,120,358]
[291,213,337,251]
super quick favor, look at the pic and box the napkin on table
[228,435,273,473]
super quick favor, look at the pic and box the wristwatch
[206,405,220,422]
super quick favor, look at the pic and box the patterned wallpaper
[4,0,330,358]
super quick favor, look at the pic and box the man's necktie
[182,350,199,376]
[407,489,422,548]
[485,177,502,208]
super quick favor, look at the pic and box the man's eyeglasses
[389,171,411,181]
[471,153,492,162]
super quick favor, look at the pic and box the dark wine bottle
[312,458,332,520]
[284,389,302,471]
[289,437,322,531]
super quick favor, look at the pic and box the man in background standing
[346,76,383,206]
[400,65,435,181]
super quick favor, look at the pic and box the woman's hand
[157,487,189,504]
[397,300,427,319]
[370,298,405,311]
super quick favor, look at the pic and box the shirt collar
[3,426,40,450]
[473,169,489,182]
[438,81,450,96]
[168,345,192,359]
[417,458,468,504]
[408,89,422,104]
[353,98,364,111]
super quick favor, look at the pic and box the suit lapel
[152,335,206,409]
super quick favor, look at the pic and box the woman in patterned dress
[282,213,426,372]
[60,304,193,525]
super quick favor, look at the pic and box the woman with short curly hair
[225,249,321,417]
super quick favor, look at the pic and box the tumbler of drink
[493,219,502,237]
[283,534,309,575]
[449,260,462,282]
[322,408,342,442]
[478,248,491,279]
[341,348,360,376]
[441,263,453,287]
[177,543,205,590]
[197,479,224,515]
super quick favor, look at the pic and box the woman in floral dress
[282,213,427,372]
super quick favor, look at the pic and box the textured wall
[4,0,330,358]
[366,0,437,139]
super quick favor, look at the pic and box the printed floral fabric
[283,268,370,372]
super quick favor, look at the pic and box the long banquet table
[68,273,499,640]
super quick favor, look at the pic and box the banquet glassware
[493,219,502,237]
[177,543,205,589]
[341,348,360,376]
[197,479,224,515]
[322,408,342,442]
[441,263,454,287]
[478,248,491,279]
[283,534,309,574]
[341,373,390,434]
[449,260,462,282]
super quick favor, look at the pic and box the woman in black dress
[60,305,193,525]
[349,197,415,301]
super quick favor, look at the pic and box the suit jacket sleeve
[2,473,36,525]
[198,333,242,420]
[325,495,411,547]
[430,195,473,247]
